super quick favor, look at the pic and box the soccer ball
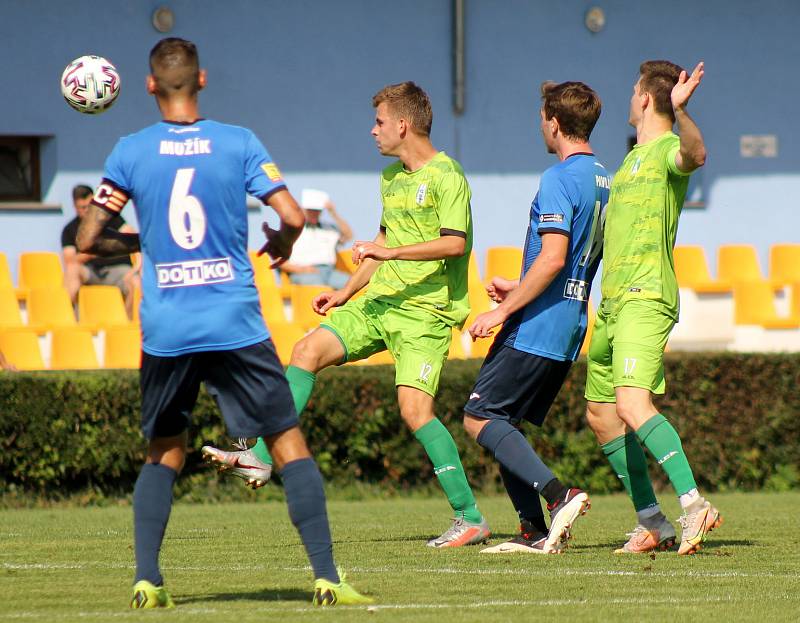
[60,55,121,114]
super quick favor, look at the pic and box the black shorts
[464,344,572,426]
[140,339,297,440]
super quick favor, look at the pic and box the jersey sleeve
[91,139,132,216]
[665,137,692,177]
[244,130,287,200]
[436,172,471,238]
[536,169,574,235]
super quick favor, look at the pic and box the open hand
[672,61,704,111]
[468,308,508,340]
[258,223,293,268]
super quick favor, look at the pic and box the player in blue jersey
[462,81,610,554]
[76,38,370,608]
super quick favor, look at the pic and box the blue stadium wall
[1,0,797,279]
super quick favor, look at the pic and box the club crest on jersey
[415,183,428,205]
[261,163,283,182]
[156,257,234,288]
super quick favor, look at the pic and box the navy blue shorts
[464,343,572,426]
[140,339,297,440]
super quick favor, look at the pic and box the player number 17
[168,168,206,250]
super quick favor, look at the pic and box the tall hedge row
[1,353,798,500]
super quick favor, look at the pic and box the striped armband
[91,178,129,215]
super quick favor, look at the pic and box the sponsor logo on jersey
[563,278,589,301]
[167,127,201,134]
[595,174,611,189]
[261,163,283,182]
[540,213,564,223]
[416,183,428,205]
[159,138,212,156]
[156,257,234,288]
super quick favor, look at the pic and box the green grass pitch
[1,492,799,622]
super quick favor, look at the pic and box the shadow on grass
[177,588,310,604]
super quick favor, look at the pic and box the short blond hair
[372,81,432,136]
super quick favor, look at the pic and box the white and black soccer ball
[60,55,121,114]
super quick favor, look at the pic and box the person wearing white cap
[280,189,353,289]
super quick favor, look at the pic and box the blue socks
[133,463,177,586]
[477,419,564,506]
[281,458,339,583]
[499,464,547,534]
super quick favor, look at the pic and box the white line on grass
[1,594,798,620]
[4,561,800,581]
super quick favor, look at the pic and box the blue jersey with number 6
[499,153,610,361]
[97,119,286,356]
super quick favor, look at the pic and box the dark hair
[540,81,602,142]
[639,60,684,123]
[72,184,93,201]
[372,81,433,136]
[149,37,200,96]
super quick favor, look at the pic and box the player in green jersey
[584,60,722,556]
[203,81,489,548]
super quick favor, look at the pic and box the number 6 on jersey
[169,168,206,249]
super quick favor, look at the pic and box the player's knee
[462,414,485,440]
[290,335,321,370]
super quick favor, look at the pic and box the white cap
[300,188,329,210]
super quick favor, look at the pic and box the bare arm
[258,189,305,267]
[62,245,95,266]
[351,233,466,263]
[469,233,568,339]
[76,204,140,256]
[325,201,353,244]
[672,62,707,173]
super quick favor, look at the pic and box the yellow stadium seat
[78,285,130,331]
[358,349,394,366]
[26,287,77,333]
[718,244,764,283]
[732,280,800,329]
[485,246,522,283]
[258,283,288,325]
[50,328,100,369]
[104,325,141,369]
[0,329,45,370]
[0,289,24,328]
[249,250,282,290]
[469,334,495,359]
[673,245,732,293]
[268,321,306,364]
[18,252,64,296]
[448,329,466,360]
[335,249,357,275]
[0,252,15,291]
[792,283,800,319]
[290,285,328,331]
[131,284,142,324]
[769,244,800,287]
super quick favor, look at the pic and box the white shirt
[288,225,341,266]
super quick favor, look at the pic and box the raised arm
[672,62,707,173]
[76,204,140,256]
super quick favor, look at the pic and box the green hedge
[1,353,798,501]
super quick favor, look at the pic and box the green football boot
[312,573,373,606]
[130,580,175,609]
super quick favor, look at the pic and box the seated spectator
[280,189,353,289]
[61,184,140,317]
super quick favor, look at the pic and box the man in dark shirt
[61,184,139,314]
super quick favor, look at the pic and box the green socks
[414,419,482,523]
[636,414,698,496]
[250,365,317,466]
[601,433,658,511]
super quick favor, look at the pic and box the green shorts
[584,300,675,403]
[320,296,451,397]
